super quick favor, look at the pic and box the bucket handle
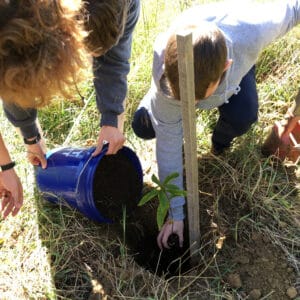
[75,144,109,195]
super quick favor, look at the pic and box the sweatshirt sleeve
[137,82,185,220]
[93,0,140,128]
[259,0,300,42]
[227,0,300,57]
[150,91,186,221]
[2,102,39,139]
[155,122,185,221]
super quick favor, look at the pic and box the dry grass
[0,1,299,299]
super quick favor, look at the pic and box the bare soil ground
[88,148,299,299]
[35,142,299,299]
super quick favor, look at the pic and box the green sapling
[138,172,187,230]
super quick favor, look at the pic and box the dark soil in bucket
[93,150,142,222]
[93,152,191,277]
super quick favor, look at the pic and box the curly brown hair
[82,0,128,56]
[164,24,227,101]
[0,0,87,108]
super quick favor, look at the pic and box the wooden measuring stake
[176,32,200,259]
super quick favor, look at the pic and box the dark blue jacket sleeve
[3,102,39,139]
[93,0,140,128]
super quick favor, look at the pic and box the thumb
[92,144,103,157]
[40,155,47,169]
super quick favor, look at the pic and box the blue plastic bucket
[35,145,143,223]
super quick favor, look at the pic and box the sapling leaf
[158,190,168,206]
[157,190,169,229]
[165,184,181,190]
[166,189,187,197]
[138,189,158,206]
[162,172,179,185]
[151,174,162,187]
[139,172,186,230]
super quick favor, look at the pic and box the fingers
[0,178,23,219]
[106,142,123,155]
[26,143,47,168]
[162,233,171,249]
[286,118,299,135]
[281,116,300,143]
[92,138,125,156]
[0,192,10,210]
[27,151,47,168]
[11,204,21,217]
[2,201,14,219]
[178,231,184,248]
[157,221,185,250]
[39,155,47,169]
[1,192,13,219]
[102,137,125,155]
[93,127,126,157]
[1,194,22,219]
[92,144,103,157]
[157,230,164,250]
[157,224,171,250]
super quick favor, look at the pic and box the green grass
[1,0,300,299]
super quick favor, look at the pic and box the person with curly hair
[0,0,87,218]
[0,0,140,219]
[132,0,300,249]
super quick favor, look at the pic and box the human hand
[280,114,300,144]
[26,141,47,169]
[281,90,300,144]
[157,220,184,250]
[92,126,126,156]
[0,169,23,219]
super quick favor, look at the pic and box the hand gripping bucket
[35,145,143,223]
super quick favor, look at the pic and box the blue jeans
[132,66,258,148]
[212,66,258,151]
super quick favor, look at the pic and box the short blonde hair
[0,0,87,108]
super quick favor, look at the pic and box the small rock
[252,232,260,241]
[287,287,298,299]
[248,289,262,300]
[227,273,242,289]
[279,221,288,228]
[234,255,250,265]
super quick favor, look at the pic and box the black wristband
[0,161,16,171]
[24,133,41,145]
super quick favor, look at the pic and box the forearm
[0,134,12,165]
[156,127,185,221]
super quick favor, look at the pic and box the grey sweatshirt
[2,0,140,138]
[138,0,300,221]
